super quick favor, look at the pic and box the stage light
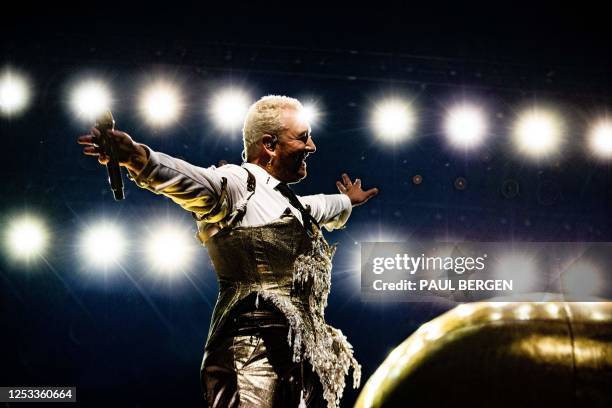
[299,103,320,125]
[80,222,126,268]
[0,69,30,116]
[493,253,539,293]
[210,89,250,131]
[371,99,416,143]
[342,225,408,293]
[444,104,487,149]
[588,120,612,159]
[513,109,562,157]
[69,80,112,121]
[139,81,182,127]
[5,216,47,260]
[562,261,602,298]
[146,225,195,273]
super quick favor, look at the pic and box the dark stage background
[2,4,611,407]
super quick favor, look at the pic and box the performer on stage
[78,95,378,407]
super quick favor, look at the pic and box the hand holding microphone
[77,112,149,200]
[94,111,124,200]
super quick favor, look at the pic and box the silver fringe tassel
[259,234,361,408]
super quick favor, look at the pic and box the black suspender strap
[275,183,320,234]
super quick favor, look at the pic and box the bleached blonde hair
[242,95,303,162]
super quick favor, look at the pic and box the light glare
[139,82,182,127]
[6,216,47,259]
[300,103,320,125]
[146,226,194,273]
[493,254,539,293]
[69,80,112,121]
[514,109,562,157]
[0,70,30,116]
[210,89,250,131]
[562,261,602,297]
[444,104,487,149]
[371,99,415,143]
[589,120,612,159]
[80,223,126,267]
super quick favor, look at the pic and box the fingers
[78,127,128,167]
[336,180,347,193]
[78,128,128,145]
[365,187,379,198]
[78,127,101,145]
[78,134,102,146]
[77,135,95,145]
[82,145,109,164]
[108,129,132,143]
[341,173,352,187]
[82,146,98,155]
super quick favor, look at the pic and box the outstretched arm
[77,128,243,216]
[336,173,379,206]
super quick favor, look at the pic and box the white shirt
[128,147,352,231]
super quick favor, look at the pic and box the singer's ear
[262,134,277,151]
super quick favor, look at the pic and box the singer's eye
[298,131,310,143]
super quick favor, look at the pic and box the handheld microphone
[95,111,124,201]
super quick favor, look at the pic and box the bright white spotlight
[80,223,126,268]
[146,225,194,273]
[6,216,47,260]
[562,261,602,298]
[0,70,31,116]
[299,103,320,125]
[588,120,612,159]
[444,104,487,149]
[493,253,539,293]
[513,109,562,157]
[139,81,182,127]
[371,99,416,143]
[210,89,250,131]
[69,80,112,121]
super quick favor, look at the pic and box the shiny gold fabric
[201,307,324,407]
[202,213,359,408]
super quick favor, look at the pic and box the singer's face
[271,108,316,184]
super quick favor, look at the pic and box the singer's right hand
[78,128,149,175]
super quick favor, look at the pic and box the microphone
[95,110,124,201]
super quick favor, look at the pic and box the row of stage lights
[1,68,612,160]
[4,214,198,274]
[5,213,606,297]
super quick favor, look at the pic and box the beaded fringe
[258,235,361,408]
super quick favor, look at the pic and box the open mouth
[299,153,309,168]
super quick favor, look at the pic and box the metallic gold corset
[204,214,360,408]
[205,214,313,343]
